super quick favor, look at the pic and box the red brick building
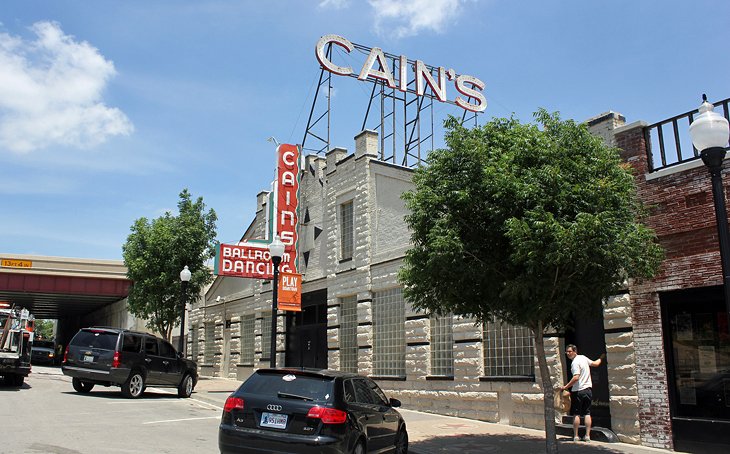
[615,98,730,451]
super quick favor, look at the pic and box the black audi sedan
[219,368,408,454]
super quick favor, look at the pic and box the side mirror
[177,351,184,359]
[389,398,401,408]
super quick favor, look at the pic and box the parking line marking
[143,416,220,424]
[190,398,223,410]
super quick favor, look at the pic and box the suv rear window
[70,330,118,350]
[241,372,333,403]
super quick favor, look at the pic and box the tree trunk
[534,321,559,454]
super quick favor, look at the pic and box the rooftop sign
[315,34,487,113]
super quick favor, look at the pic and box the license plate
[83,355,94,363]
[260,412,288,429]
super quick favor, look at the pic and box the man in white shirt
[560,344,604,442]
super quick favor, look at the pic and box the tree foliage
[122,189,217,340]
[34,319,55,340]
[399,110,663,453]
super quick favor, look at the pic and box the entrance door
[661,286,730,451]
[564,306,612,429]
[298,325,319,368]
[285,289,327,369]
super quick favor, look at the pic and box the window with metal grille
[190,325,199,360]
[482,319,534,377]
[204,323,215,364]
[373,288,405,377]
[261,313,272,360]
[339,295,358,373]
[340,200,354,260]
[240,314,255,365]
[430,315,454,376]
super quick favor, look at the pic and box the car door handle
[162,361,169,365]
[145,358,151,363]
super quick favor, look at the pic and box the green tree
[35,319,54,339]
[122,189,217,340]
[399,111,663,453]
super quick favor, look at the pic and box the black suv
[219,368,408,454]
[62,327,197,399]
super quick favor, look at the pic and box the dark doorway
[285,289,327,369]
[564,304,612,430]
[661,286,730,452]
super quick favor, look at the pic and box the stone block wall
[603,292,640,443]
[188,124,667,443]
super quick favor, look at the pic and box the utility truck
[0,303,34,386]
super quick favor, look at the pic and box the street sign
[1,259,32,268]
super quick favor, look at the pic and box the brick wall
[615,120,729,449]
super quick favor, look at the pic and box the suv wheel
[352,440,365,454]
[72,377,94,393]
[122,371,145,398]
[178,374,194,398]
[395,428,408,454]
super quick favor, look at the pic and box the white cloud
[0,21,133,153]
[368,0,465,38]
[319,0,350,9]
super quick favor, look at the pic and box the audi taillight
[307,406,347,424]
[63,344,69,363]
[224,396,245,413]
[112,350,121,368]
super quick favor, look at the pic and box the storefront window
[666,292,730,420]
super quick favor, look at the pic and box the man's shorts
[570,388,593,417]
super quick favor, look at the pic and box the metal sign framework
[302,42,480,168]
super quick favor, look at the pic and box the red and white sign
[275,143,300,271]
[214,143,300,288]
[315,34,487,113]
[217,243,287,279]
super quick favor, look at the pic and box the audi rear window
[70,330,118,350]
[240,372,334,403]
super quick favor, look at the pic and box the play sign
[278,272,301,312]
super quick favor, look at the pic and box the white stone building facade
[188,122,643,444]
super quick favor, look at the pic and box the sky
[0,0,728,261]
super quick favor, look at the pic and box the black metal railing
[644,97,730,172]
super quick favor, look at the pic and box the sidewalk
[193,376,678,454]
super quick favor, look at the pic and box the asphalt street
[0,366,221,454]
[3,367,683,454]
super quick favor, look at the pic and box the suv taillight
[223,396,244,413]
[63,345,69,364]
[112,351,121,368]
[307,406,347,424]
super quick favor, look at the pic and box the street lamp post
[268,235,285,368]
[690,94,730,318]
[179,265,192,355]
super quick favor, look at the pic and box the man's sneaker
[573,437,580,442]
[583,436,591,443]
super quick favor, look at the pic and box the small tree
[123,189,217,340]
[35,319,55,339]
[399,111,663,453]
